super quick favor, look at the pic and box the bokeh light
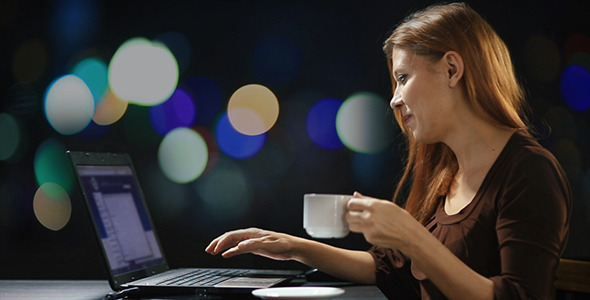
[193,157,252,221]
[150,88,196,136]
[193,126,219,174]
[351,151,393,194]
[245,138,290,188]
[544,106,576,141]
[568,52,590,72]
[523,34,561,82]
[75,120,111,140]
[251,37,301,87]
[306,98,344,150]
[554,139,581,169]
[158,127,209,184]
[93,89,129,125]
[155,32,191,75]
[72,57,108,107]
[33,182,71,231]
[227,84,279,136]
[216,113,266,159]
[561,65,590,112]
[34,139,75,193]
[181,76,222,125]
[0,113,20,161]
[142,162,191,221]
[108,37,179,106]
[565,33,590,61]
[121,105,161,146]
[12,39,48,83]
[44,74,95,135]
[278,90,324,152]
[4,82,39,121]
[336,92,393,154]
[49,0,99,55]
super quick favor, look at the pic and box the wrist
[397,224,432,259]
[288,235,312,263]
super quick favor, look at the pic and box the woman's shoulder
[500,130,563,173]
[492,130,571,210]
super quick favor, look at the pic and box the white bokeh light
[158,127,208,184]
[336,92,393,154]
[44,74,95,135]
[108,37,179,106]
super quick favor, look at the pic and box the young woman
[206,3,571,299]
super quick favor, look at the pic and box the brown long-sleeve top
[368,131,572,299]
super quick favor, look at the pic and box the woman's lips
[403,114,412,123]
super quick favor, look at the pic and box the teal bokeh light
[193,157,252,221]
[72,57,108,107]
[34,139,75,193]
[0,113,20,161]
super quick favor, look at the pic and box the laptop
[67,151,301,297]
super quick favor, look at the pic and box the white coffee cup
[303,193,351,238]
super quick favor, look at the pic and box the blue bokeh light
[306,98,344,150]
[149,88,196,136]
[49,0,99,54]
[74,120,110,140]
[561,65,590,112]
[181,76,222,125]
[251,37,301,87]
[215,113,266,160]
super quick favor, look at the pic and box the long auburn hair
[384,3,530,224]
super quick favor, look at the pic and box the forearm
[404,227,493,300]
[290,237,376,284]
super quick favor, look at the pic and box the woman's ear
[444,51,464,88]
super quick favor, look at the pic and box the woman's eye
[397,74,407,83]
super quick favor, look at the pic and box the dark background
[1,0,589,280]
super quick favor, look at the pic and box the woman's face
[389,48,455,144]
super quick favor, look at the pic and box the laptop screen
[76,164,164,275]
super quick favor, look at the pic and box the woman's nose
[390,96,404,110]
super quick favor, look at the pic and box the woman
[206,3,571,299]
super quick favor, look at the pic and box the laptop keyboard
[156,269,250,287]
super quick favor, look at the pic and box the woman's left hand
[346,192,423,251]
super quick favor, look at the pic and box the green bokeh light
[0,113,20,161]
[34,139,75,193]
[193,157,252,221]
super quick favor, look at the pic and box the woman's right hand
[205,227,300,261]
[206,227,377,284]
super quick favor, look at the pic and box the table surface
[0,279,387,300]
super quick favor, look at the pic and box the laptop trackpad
[214,277,285,288]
